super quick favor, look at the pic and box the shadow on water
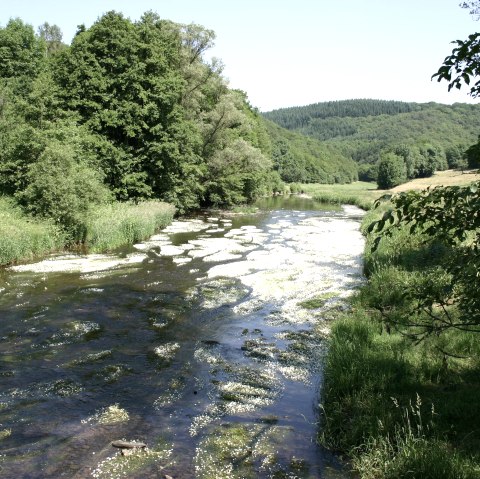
[0,196,363,478]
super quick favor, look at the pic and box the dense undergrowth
[320,199,480,478]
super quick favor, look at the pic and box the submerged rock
[112,440,147,449]
[112,440,147,457]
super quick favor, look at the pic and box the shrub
[17,140,112,242]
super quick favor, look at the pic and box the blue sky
[1,0,479,111]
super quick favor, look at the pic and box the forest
[264,99,480,187]
[0,12,358,258]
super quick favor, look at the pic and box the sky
[1,0,479,111]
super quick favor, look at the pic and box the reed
[85,200,176,252]
[0,197,65,266]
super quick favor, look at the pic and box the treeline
[0,13,278,244]
[263,99,418,130]
[264,100,480,187]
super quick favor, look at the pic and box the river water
[0,196,365,479]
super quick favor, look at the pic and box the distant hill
[263,100,480,168]
[264,99,419,130]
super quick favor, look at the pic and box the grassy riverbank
[0,198,175,266]
[85,201,175,252]
[319,178,480,478]
[0,197,66,266]
[299,181,383,210]
[299,170,480,211]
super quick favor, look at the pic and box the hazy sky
[1,1,479,111]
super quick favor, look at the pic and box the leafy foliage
[433,32,480,98]
[367,182,480,337]
[377,153,407,189]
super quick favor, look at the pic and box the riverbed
[0,196,365,478]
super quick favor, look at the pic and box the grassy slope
[318,173,480,478]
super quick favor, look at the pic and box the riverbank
[319,178,480,478]
[300,181,383,210]
[299,170,480,211]
[0,198,175,266]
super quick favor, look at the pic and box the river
[0,196,365,479]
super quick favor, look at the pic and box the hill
[263,100,480,178]
[264,119,358,184]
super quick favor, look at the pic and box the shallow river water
[0,196,365,479]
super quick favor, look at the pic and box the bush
[17,140,112,242]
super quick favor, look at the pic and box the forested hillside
[266,120,357,184]
[264,100,480,185]
[264,99,418,130]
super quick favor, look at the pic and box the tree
[53,11,204,207]
[205,138,271,206]
[377,152,407,189]
[358,163,377,182]
[38,22,64,56]
[465,135,480,167]
[0,18,45,86]
[433,0,480,98]
[460,1,480,19]
[365,2,480,338]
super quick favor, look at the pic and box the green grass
[0,196,65,266]
[299,181,383,210]
[85,200,176,252]
[320,203,480,478]
[0,197,176,266]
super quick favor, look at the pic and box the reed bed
[85,201,176,252]
[0,197,65,266]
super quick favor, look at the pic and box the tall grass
[320,202,480,478]
[300,181,383,210]
[85,200,175,252]
[0,196,65,266]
